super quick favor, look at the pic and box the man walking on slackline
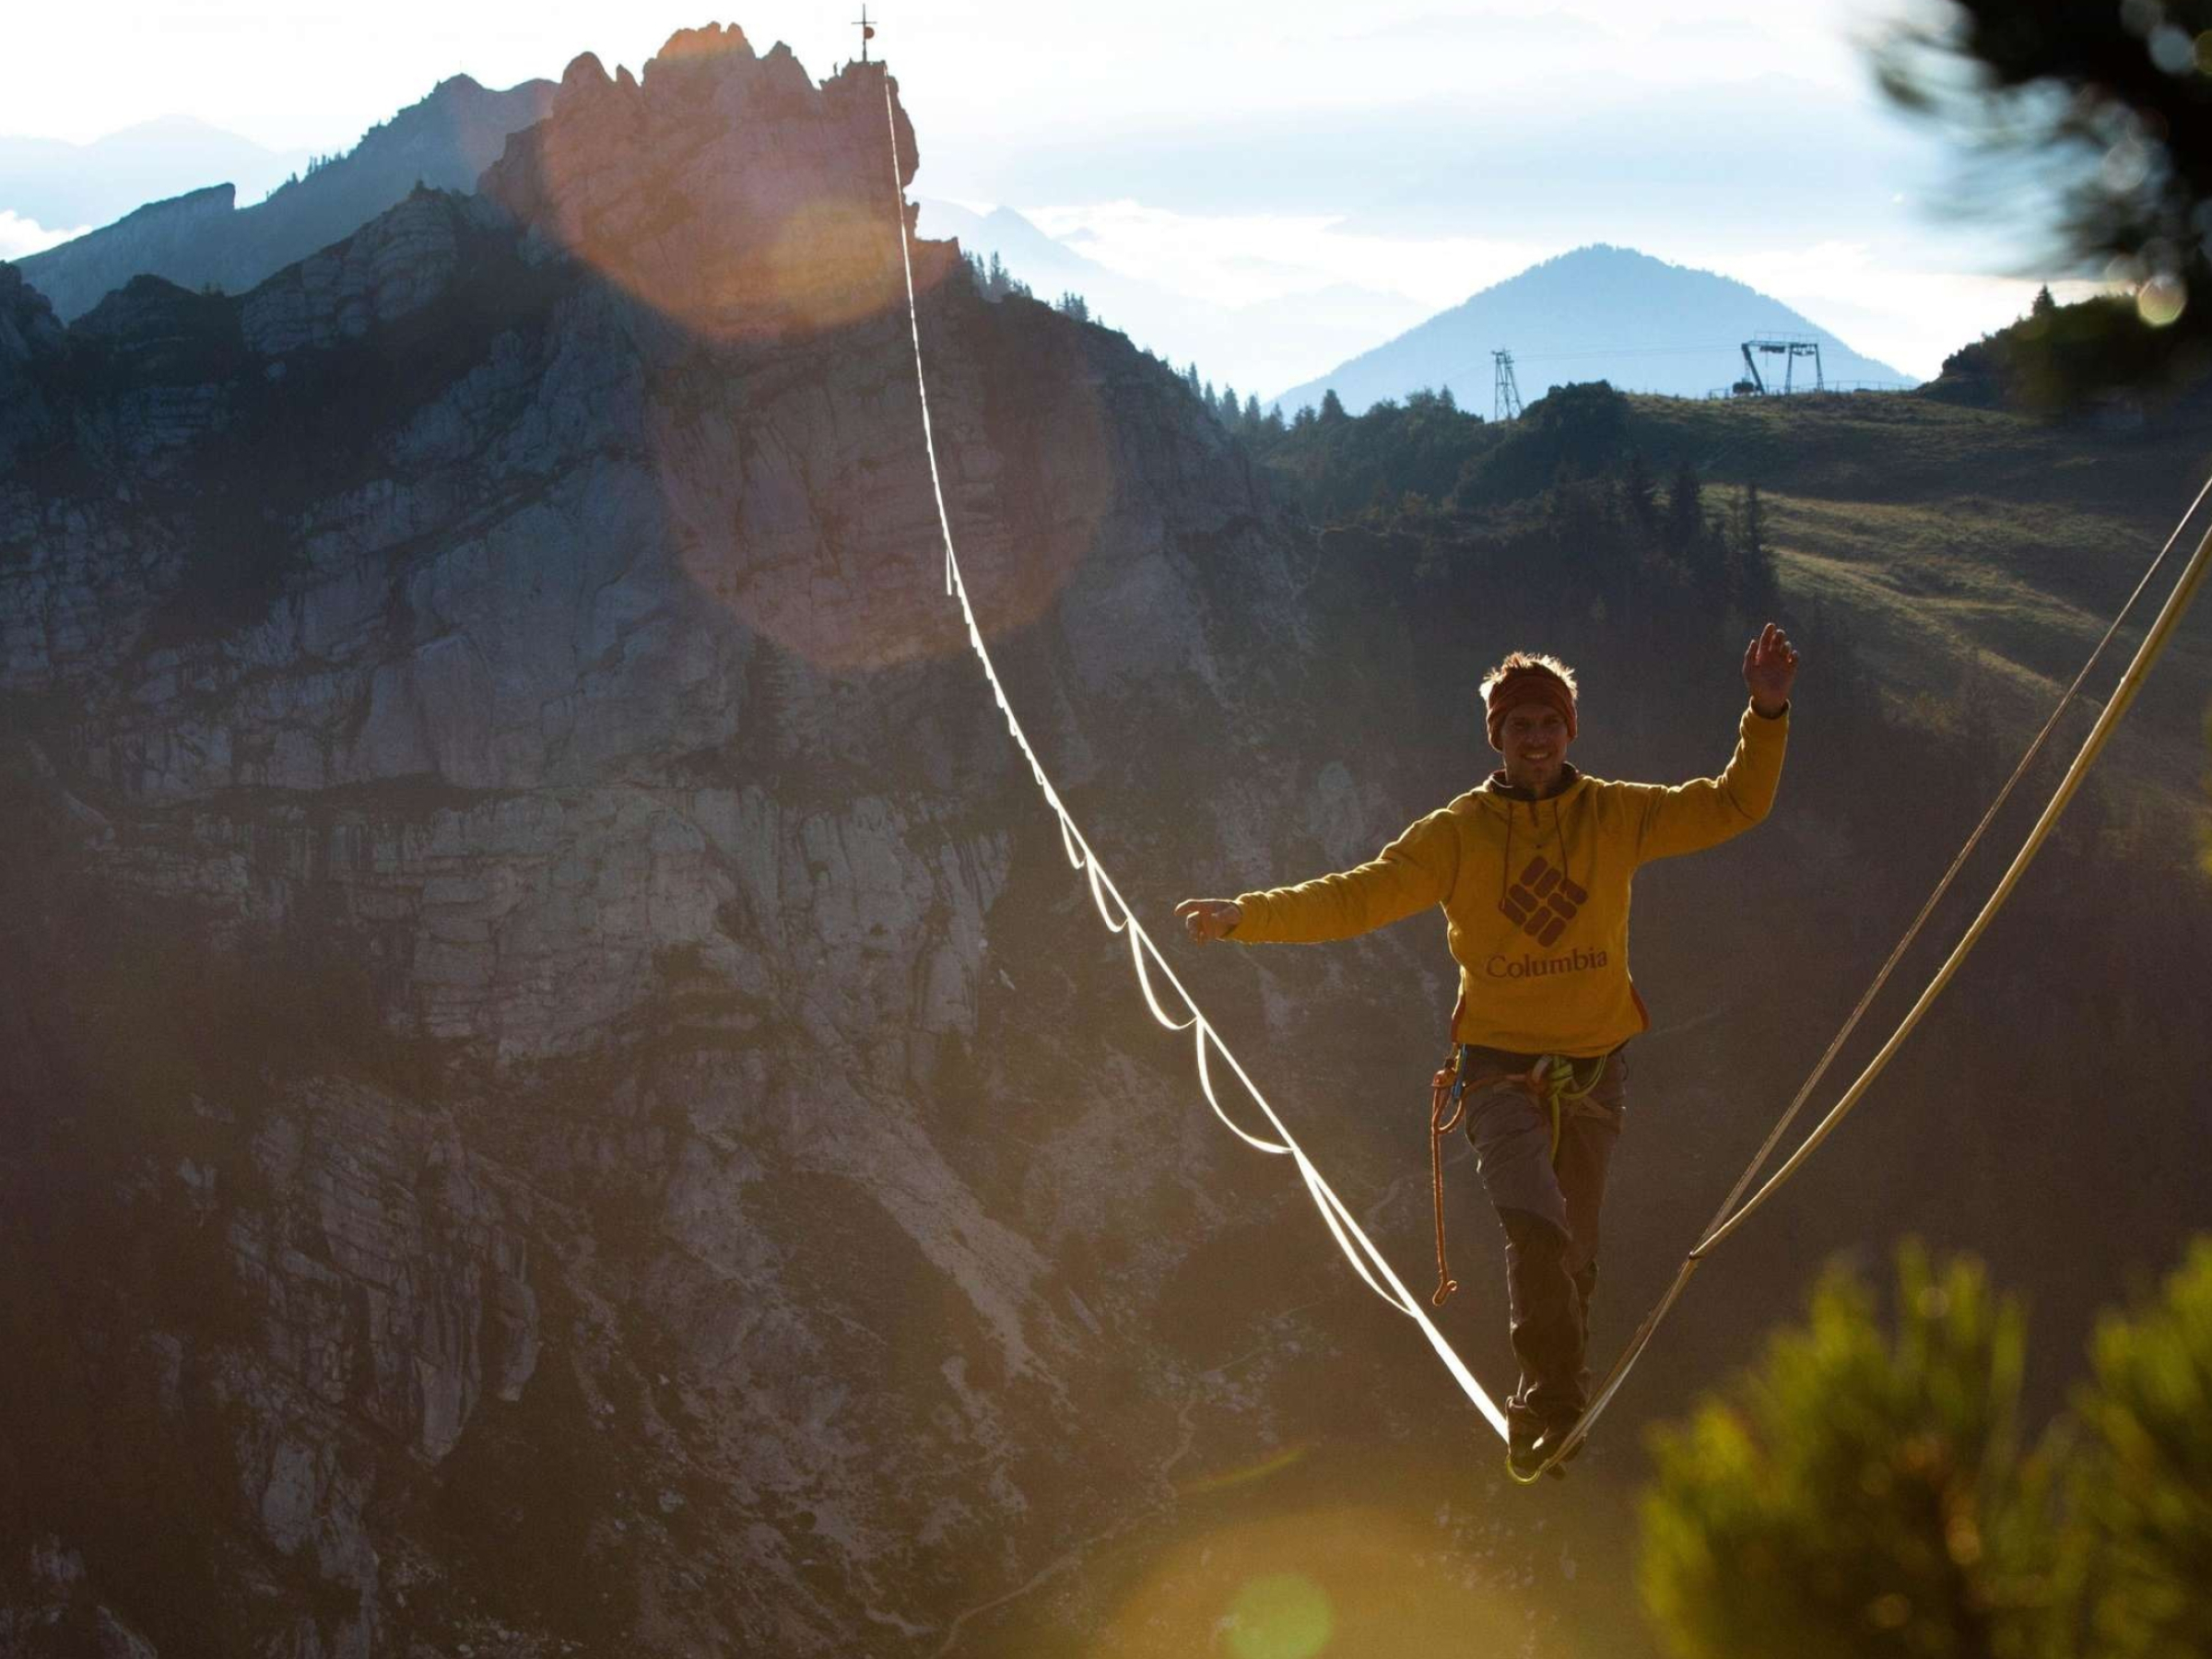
[1176,624,1798,1481]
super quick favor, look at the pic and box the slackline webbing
[880,76,1511,1439]
[878,65,2212,1475]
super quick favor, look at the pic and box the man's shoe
[1532,1423,1584,1480]
[1505,1420,1583,1483]
[1505,1420,1547,1483]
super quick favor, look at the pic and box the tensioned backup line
[879,65,2212,1474]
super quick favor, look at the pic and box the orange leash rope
[1429,1053,1469,1306]
[1429,1051,1539,1306]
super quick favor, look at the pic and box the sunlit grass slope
[1626,389,2212,815]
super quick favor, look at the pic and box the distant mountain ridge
[917,199,1427,402]
[14,75,554,322]
[0,116,312,234]
[1274,243,1915,413]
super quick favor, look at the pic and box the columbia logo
[1500,856,1587,947]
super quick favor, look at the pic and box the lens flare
[654,277,1117,674]
[505,33,1114,672]
[1226,1572,1334,1659]
[2137,272,2188,326]
[1091,1506,1525,1656]
[484,31,946,349]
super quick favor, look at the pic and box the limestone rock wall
[0,29,1427,1659]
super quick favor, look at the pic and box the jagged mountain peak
[651,19,758,66]
[482,33,928,343]
[309,68,558,184]
[15,71,557,324]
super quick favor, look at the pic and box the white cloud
[6,1,1895,155]
[0,210,86,261]
[1025,199,1549,313]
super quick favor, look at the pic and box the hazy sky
[7,1,1881,150]
[2,1,2082,379]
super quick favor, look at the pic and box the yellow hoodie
[1231,705,1789,1056]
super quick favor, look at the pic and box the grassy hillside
[1624,387,2212,818]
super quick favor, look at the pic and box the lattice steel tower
[1493,349,1524,422]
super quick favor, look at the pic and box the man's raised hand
[1174,898,1242,944]
[1744,621,1799,717]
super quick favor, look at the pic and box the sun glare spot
[484,35,952,351]
[1225,1572,1334,1659]
[654,279,1114,674]
[1092,1507,1523,1656]
[484,39,1109,674]
[760,198,912,336]
[521,147,926,347]
[2137,272,2188,326]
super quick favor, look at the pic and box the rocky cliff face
[0,26,1528,1658]
[18,24,2208,1657]
[16,75,557,324]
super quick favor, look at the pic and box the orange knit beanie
[1485,664,1578,749]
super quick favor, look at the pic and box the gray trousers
[1459,1043,1626,1433]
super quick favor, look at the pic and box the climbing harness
[1427,1046,1606,1308]
[879,64,2212,1478]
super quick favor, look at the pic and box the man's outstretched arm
[1633,622,1800,863]
[1175,897,1244,943]
[1177,808,1459,946]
